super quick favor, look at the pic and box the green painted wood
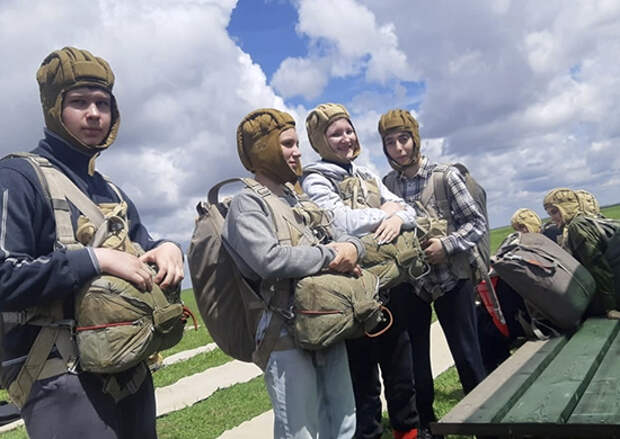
[433,337,567,435]
[568,322,620,425]
[502,318,620,424]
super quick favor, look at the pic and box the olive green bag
[72,202,186,375]
[293,270,387,351]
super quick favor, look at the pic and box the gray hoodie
[222,186,364,283]
[301,160,417,237]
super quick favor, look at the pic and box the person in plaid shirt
[379,109,487,439]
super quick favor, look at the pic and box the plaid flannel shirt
[388,157,487,299]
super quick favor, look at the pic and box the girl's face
[325,118,358,162]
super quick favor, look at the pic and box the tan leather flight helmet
[305,103,361,165]
[37,47,120,152]
[378,109,421,172]
[237,108,299,184]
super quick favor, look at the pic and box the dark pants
[477,278,527,373]
[346,288,419,439]
[21,371,157,439]
[393,279,487,426]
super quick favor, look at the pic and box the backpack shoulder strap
[11,153,105,250]
[420,165,451,220]
[207,177,294,246]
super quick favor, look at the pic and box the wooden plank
[433,336,567,436]
[501,318,619,425]
[568,322,620,426]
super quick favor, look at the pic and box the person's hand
[374,215,403,244]
[326,242,362,276]
[423,237,447,264]
[380,201,403,216]
[94,248,153,292]
[139,242,184,290]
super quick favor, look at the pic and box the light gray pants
[265,342,356,439]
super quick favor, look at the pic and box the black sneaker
[419,426,444,439]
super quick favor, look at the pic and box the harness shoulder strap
[12,153,105,249]
[432,166,452,221]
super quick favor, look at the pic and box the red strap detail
[297,310,343,315]
[75,321,136,332]
[182,306,199,331]
[393,428,418,439]
[477,276,510,338]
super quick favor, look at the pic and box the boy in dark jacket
[0,47,183,439]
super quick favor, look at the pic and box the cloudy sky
[2,0,619,275]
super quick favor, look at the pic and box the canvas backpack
[493,232,596,338]
[0,153,187,406]
[187,178,387,368]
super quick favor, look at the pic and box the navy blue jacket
[0,129,163,386]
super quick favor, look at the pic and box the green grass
[157,376,272,439]
[378,366,471,439]
[601,203,620,219]
[161,288,213,358]
[0,427,26,439]
[153,349,231,388]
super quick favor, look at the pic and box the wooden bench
[433,318,620,438]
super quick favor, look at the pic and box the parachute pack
[187,178,387,369]
[0,153,187,406]
[493,232,596,338]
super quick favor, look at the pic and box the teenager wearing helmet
[544,188,618,317]
[0,47,183,438]
[223,108,364,439]
[575,189,604,218]
[379,109,487,438]
[511,208,543,233]
[302,104,420,439]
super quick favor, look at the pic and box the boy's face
[61,87,112,147]
[546,205,564,227]
[279,127,302,174]
[384,130,414,165]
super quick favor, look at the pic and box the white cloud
[271,57,329,100]
[271,0,415,100]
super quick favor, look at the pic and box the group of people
[226,103,489,439]
[477,190,619,373]
[513,188,616,319]
[0,45,616,439]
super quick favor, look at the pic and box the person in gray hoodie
[302,104,420,439]
[223,108,364,439]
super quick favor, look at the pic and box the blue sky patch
[228,0,307,78]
